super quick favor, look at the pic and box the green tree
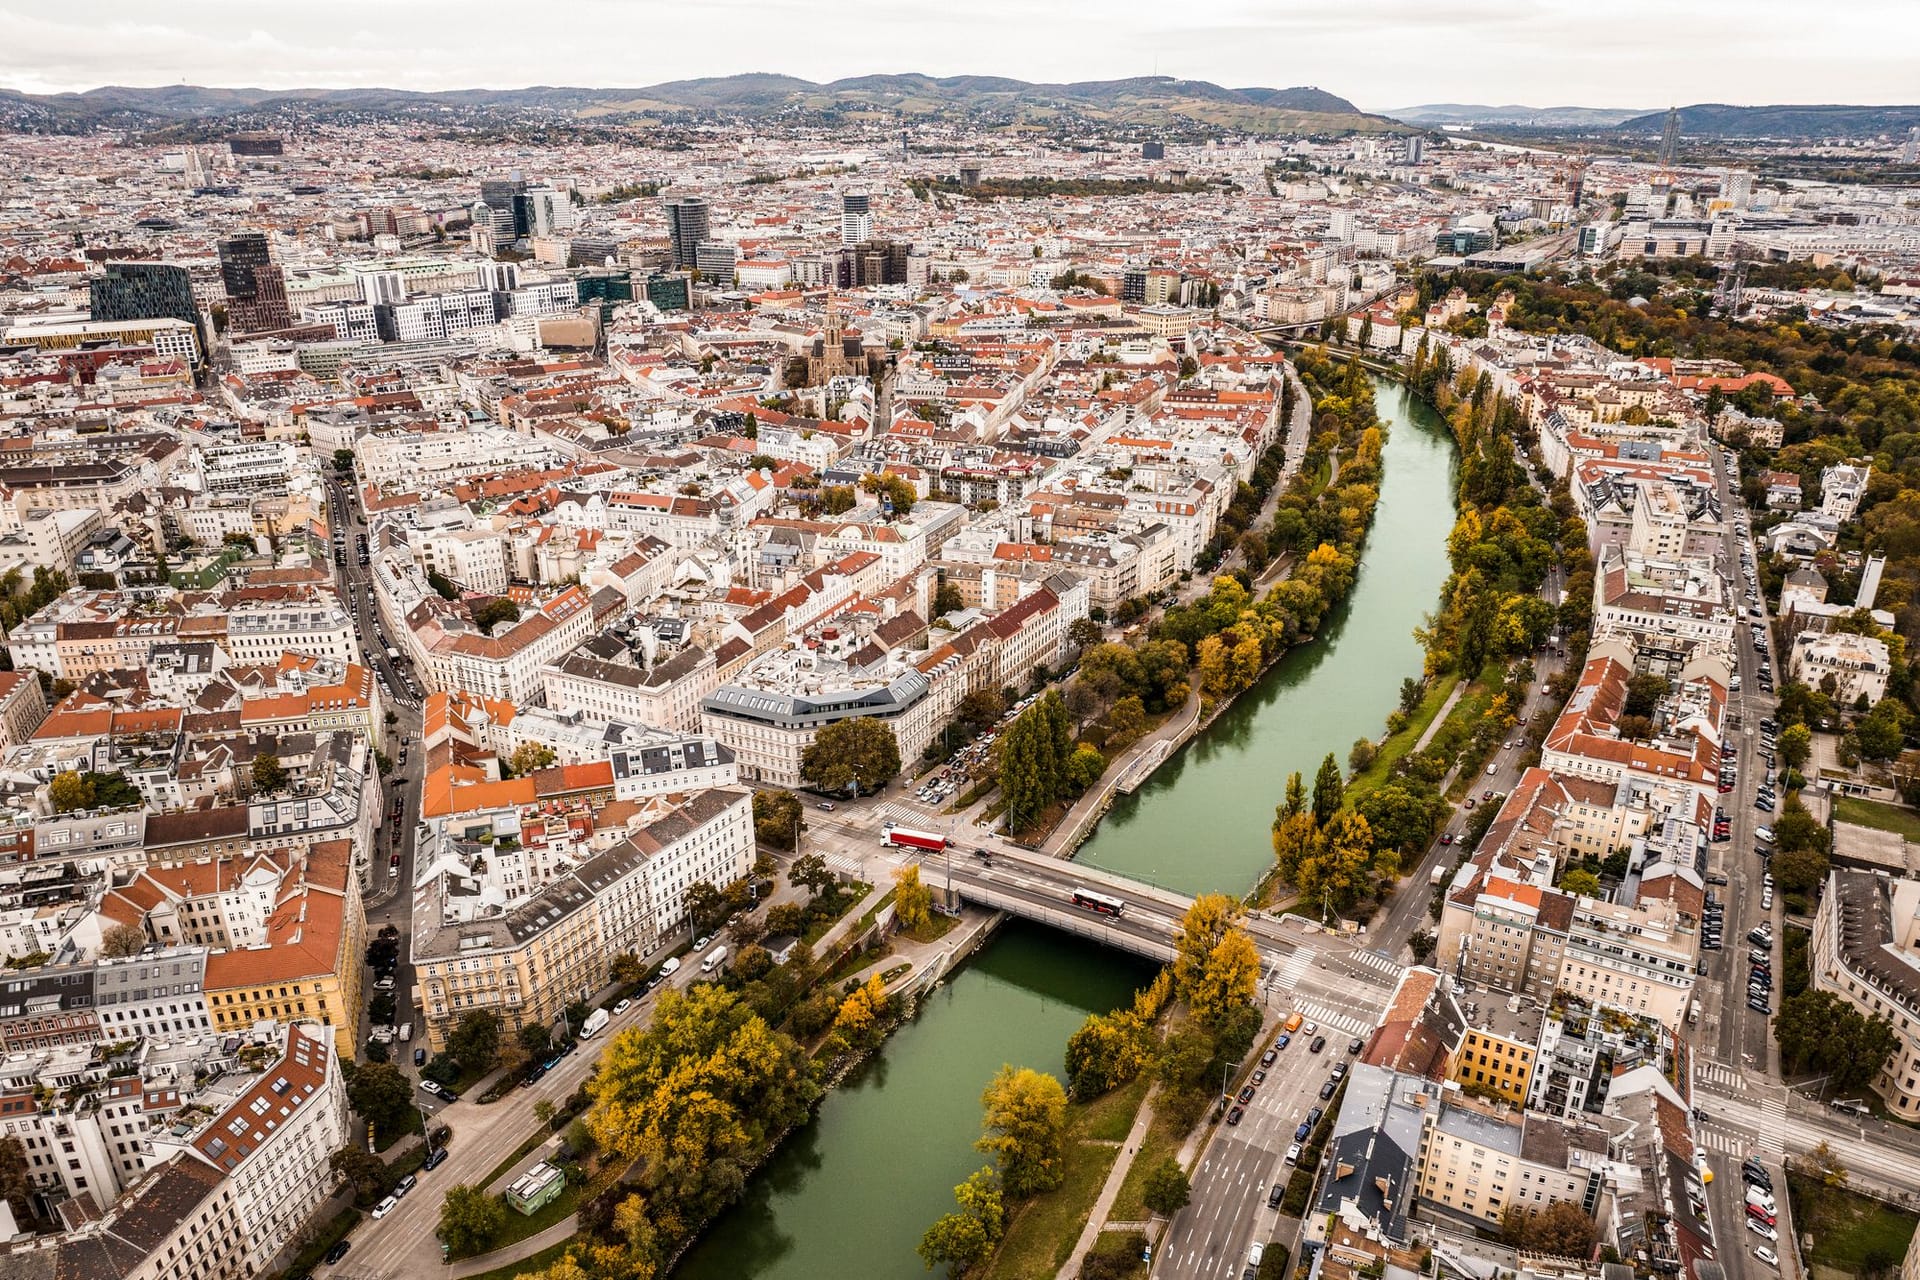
[1772,793,1829,856]
[1772,846,1830,895]
[683,879,727,933]
[518,1022,553,1057]
[345,1061,414,1137]
[934,582,965,615]
[1142,1156,1192,1216]
[800,716,902,794]
[427,569,459,601]
[997,692,1075,833]
[439,1184,509,1256]
[470,596,521,635]
[445,1009,501,1073]
[1855,699,1908,761]
[1399,677,1424,715]
[329,1146,390,1203]
[332,449,357,472]
[1775,991,1898,1093]
[1311,752,1344,826]
[1776,723,1813,771]
[753,789,804,849]
[48,770,94,813]
[506,742,556,777]
[975,1066,1069,1199]
[788,852,838,900]
[1559,868,1601,897]
[1065,743,1107,793]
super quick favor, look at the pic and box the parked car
[1310,1035,1327,1054]
[1285,1143,1302,1165]
[1227,1105,1245,1126]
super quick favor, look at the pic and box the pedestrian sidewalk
[1056,1087,1161,1280]
[450,1213,581,1278]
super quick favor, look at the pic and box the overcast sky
[4,0,1916,110]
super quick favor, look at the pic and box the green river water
[675,377,1456,1280]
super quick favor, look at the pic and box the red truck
[880,825,946,852]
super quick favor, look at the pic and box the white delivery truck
[579,1008,609,1038]
[658,956,681,977]
[701,945,729,975]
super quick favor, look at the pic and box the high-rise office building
[1406,135,1425,165]
[695,240,737,285]
[1718,169,1753,208]
[90,260,199,336]
[1141,141,1165,160]
[841,190,872,247]
[218,233,292,334]
[664,196,711,271]
[481,174,529,239]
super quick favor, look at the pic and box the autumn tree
[48,770,94,813]
[1172,894,1259,1035]
[975,1066,1068,1199]
[894,863,935,933]
[329,1146,389,1203]
[101,922,148,958]
[831,973,893,1051]
[507,741,557,777]
[0,1138,32,1223]
[919,1167,1005,1275]
[800,716,902,794]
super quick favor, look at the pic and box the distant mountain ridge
[1614,102,1920,139]
[0,74,1409,136]
[1387,103,1647,127]
[1387,100,1920,139]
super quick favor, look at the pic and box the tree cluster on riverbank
[919,897,1260,1277]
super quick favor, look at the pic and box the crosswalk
[873,802,934,829]
[1347,948,1402,978]
[1698,1126,1754,1156]
[1757,1094,1788,1154]
[1696,1061,1746,1092]
[1267,946,1314,991]
[1292,997,1377,1039]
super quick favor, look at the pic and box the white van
[1249,1243,1266,1267]
[1755,826,1775,844]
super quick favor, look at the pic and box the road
[1692,446,1792,1280]
[322,474,427,1063]
[323,956,710,1280]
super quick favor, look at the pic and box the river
[675,377,1456,1278]
[1076,378,1458,896]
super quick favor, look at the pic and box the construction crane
[1713,243,1755,319]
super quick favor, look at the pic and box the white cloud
[0,0,1915,108]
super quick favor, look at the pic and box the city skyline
[4,0,1918,109]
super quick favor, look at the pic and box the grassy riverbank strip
[980,1076,1151,1280]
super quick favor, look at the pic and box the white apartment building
[543,638,719,734]
[223,601,360,667]
[1789,629,1891,705]
[93,947,214,1042]
[355,425,561,486]
[420,586,596,704]
[1813,872,1920,1120]
[416,525,510,594]
[167,1024,348,1273]
[629,787,754,941]
[197,442,294,499]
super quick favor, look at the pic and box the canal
[676,923,1156,1280]
[1076,377,1458,896]
[675,377,1457,1278]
